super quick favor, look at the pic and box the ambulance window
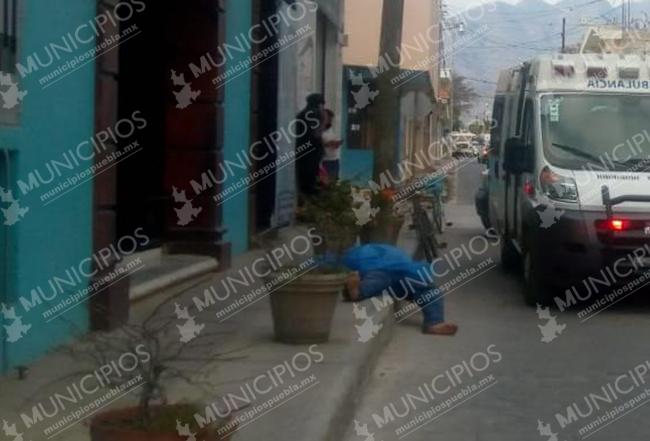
[523,100,535,158]
[490,96,504,156]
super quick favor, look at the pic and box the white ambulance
[488,54,650,305]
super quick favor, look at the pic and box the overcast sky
[447,0,625,11]
[448,0,560,10]
[448,0,513,8]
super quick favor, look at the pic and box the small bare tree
[38,279,247,430]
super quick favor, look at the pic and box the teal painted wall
[341,149,374,185]
[0,0,95,371]
[222,0,252,256]
[341,69,374,185]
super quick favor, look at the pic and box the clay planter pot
[90,405,236,441]
[270,272,348,344]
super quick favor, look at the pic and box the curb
[324,295,396,441]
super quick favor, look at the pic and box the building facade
[341,0,444,184]
[0,0,346,373]
[580,25,650,54]
[0,0,96,373]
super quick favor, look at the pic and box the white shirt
[322,128,341,161]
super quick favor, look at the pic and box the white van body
[488,54,650,304]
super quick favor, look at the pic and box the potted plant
[269,181,359,344]
[359,187,405,246]
[54,292,240,441]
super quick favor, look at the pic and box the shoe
[422,322,458,336]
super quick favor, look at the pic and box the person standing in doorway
[295,94,325,198]
[321,109,343,181]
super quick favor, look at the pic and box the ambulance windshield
[541,94,650,171]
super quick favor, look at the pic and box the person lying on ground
[342,244,458,336]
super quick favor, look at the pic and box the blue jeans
[357,270,444,326]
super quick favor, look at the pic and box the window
[490,96,504,156]
[0,0,20,124]
[0,0,18,73]
[541,94,650,171]
[522,99,534,154]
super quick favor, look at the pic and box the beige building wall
[343,0,441,90]
[343,0,382,66]
[580,26,650,54]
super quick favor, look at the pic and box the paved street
[345,162,650,441]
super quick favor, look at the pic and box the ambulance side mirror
[503,137,533,175]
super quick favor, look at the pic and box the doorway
[116,1,166,248]
[249,0,279,233]
[91,0,229,329]
[112,0,228,255]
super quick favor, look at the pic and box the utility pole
[628,0,632,30]
[561,17,566,53]
[371,0,405,180]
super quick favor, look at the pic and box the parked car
[452,142,475,158]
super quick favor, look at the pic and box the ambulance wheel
[500,238,520,273]
[523,248,553,307]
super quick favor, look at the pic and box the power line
[462,46,553,50]
[459,0,619,31]
[459,0,601,19]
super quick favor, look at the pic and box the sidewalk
[0,237,395,441]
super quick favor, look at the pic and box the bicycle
[393,173,448,263]
[428,179,446,235]
[410,192,440,262]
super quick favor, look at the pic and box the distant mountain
[452,0,650,118]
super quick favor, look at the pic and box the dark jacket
[295,106,324,196]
